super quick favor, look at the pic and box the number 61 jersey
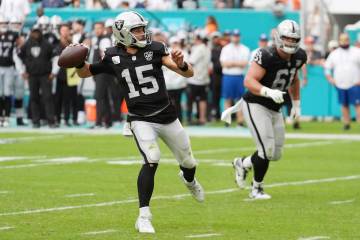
[243,46,307,112]
[90,41,177,124]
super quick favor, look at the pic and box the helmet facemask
[275,20,301,54]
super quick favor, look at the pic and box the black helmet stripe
[291,21,295,33]
[132,11,145,22]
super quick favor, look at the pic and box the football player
[9,16,27,126]
[73,11,204,233]
[222,20,307,199]
[0,15,22,127]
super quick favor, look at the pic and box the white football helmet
[0,15,8,33]
[9,16,23,33]
[50,15,62,31]
[37,16,50,33]
[274,19,301,54]
[112,11,151,48]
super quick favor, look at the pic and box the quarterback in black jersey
[223,20,307,200]
[74,11,204,233]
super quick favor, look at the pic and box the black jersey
[0,31,19,67]
[90,41,177,124]
[243,46,307,112]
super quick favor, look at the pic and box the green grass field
[0,125,359,240]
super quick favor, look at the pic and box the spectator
[209,32,223,121]
[41,0,66,8]
[177,0,199,9]
[18,25,59,128]
[187,33,211,125]
[220,29,250,126]
[89,21,113,128]
[0,0,30,22]
[250,33,268,61]
[204,16,218,36]
[164,36,188,122]
[72,19,87,44]
[304,36,324,65]
[325,40,338,59]
[147,0,173,10]
[325,33,360,130]
[243,0,273,9]
[85,0,105,9]
[306,4,330,43]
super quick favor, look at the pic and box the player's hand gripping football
[171,49,185,68]
[290,100,301,120]
[260,87,286,104]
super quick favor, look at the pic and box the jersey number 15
[122,64,159,99]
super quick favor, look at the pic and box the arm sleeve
[89,56,116,76]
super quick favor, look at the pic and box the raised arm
[162,49,194,78]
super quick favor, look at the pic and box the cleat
[232,158,248,189]
[249,182,271,200]
[135,215,155,233]
[178,171,205,202]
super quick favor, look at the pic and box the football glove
[290,100,301,120]
[260,87,286,104]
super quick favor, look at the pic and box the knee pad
[270,148,283,161]
[145,142,161,163]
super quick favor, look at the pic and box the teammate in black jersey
[0,16,22,127]
[73,11,204,233]
[222,20,307,199]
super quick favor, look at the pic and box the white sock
[242,156,253,169]
[252,180,263,188]
[139,206,151,218]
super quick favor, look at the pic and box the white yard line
[81,229,118,236]
[329,199,355,205]
[298,236,330,240]
[65,193,95,198]
[185,233,222,238]
[0,156,47,162]
[0,226,14,231]
[0,191,9,194]
[0,175,359,217]
[0,140,342,170]
[1,127,360,140]
[0,135,64,144]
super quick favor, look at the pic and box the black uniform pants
[29,75,55,124]
[211,72,222,120]
[63,85,78,123]
[94,74,111,126]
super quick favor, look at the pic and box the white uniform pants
[130,119,197,168]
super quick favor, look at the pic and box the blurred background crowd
[0,0,359,130]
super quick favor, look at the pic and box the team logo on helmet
[114,20,124,31]
[144,51,153,61]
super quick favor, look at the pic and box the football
[58,45,88,68]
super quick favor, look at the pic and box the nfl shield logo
[112,56,121,64]
[115,20,124,31]
[30,47,41,58]
[144,51,153,61]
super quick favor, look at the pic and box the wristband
[179,61,188,72]
[292,100,300,107]
[260,86,270,97]
[76,62,85,69]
